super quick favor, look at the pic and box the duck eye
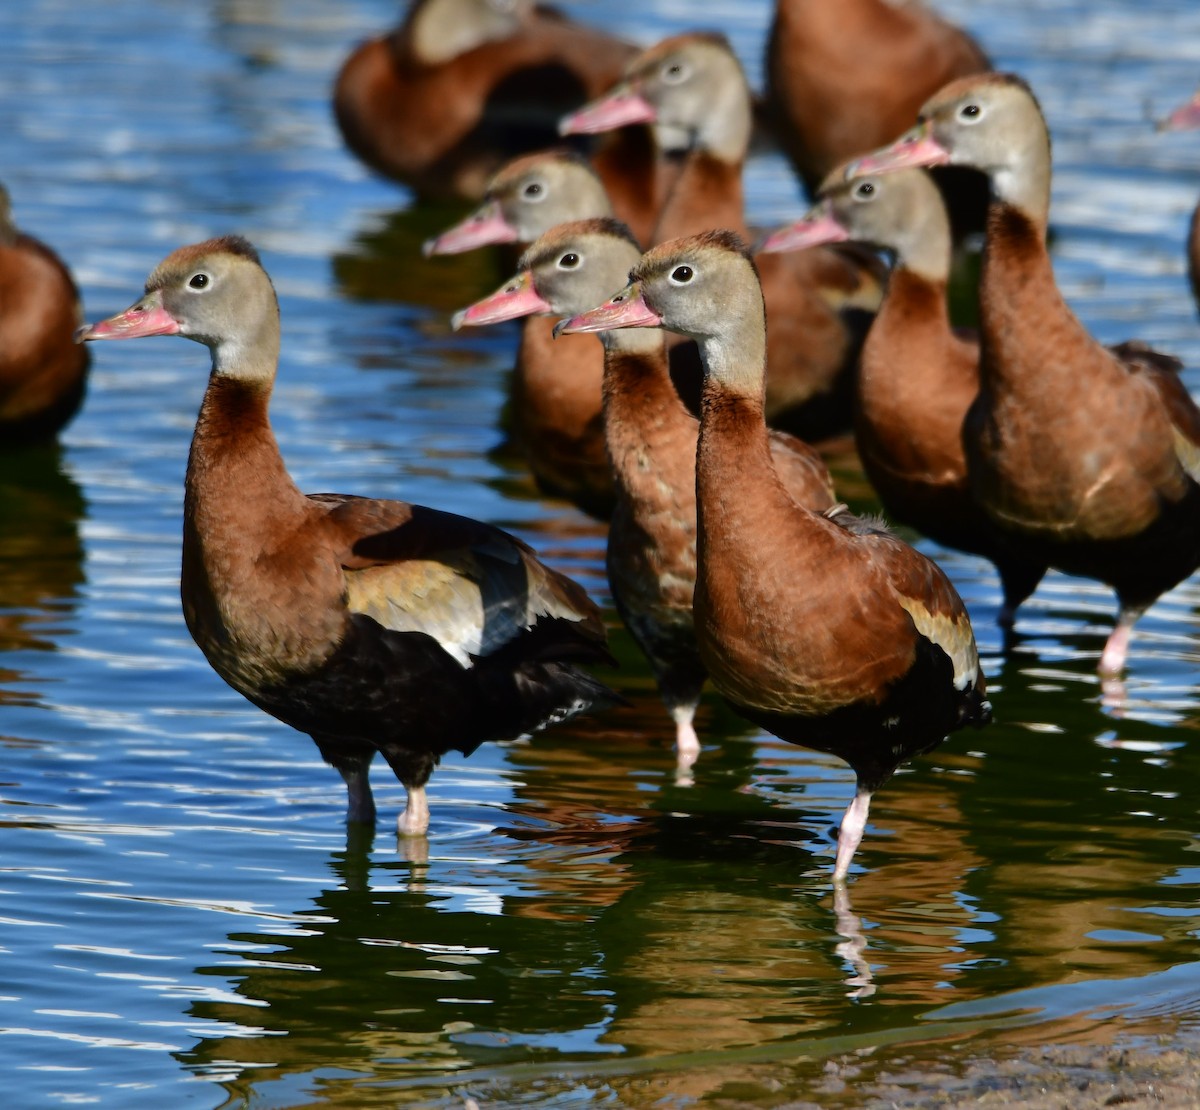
[557,252,580,269]
[662,61,688,84]
[188,273,210,290]
[669,265,693,284]
[854,181,876,200]
[959,103,982,121]
[523,182,544,199]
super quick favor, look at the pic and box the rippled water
[3,0,1200,1105]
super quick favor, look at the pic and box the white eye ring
[668,264,694,285]
[853,181,878,201]
[188,272,211,291]
[556,252,582,270]
[958,102,985,124]
[662,61,689,84]
[521,180,547,202]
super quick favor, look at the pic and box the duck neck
[654,151,748,244]
[987,123,1052,230]
[860,264,954,416]
[892,212,953,286]
[978,198,1075,391]
[872,264,952,346]
[695,319,777,520]
[185,373,303,546]
[601,329,695,478]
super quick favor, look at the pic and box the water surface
[3,0,1200,1105]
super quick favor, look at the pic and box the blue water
[3,0,1200,1105]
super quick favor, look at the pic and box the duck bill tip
[758,210,849,253]
[75,302,180,343]
[554,288,661,337]
[424,203,518,257]
[558,90,658,136]
[849,130,951,176]
[452,274,551,329]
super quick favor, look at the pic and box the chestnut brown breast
[510,316,613,516]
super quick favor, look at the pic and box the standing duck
[559,230,990,878]
[457,218,836,772]
[560,32,886,440]
[854,73,1200,675]
[333,0,636,201]
[760,166,1045,626]
[1161,87,1200,315]
[78,236,619,836]
[0,185,90,445]
[764,0,991,239]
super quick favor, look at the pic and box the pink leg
[833,788,872,881]
[1099,604,1146,677]
[672,704,701,786]
[397,784,430,837]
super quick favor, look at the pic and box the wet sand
[788,1034,1200,1108]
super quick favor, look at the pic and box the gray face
[525,232,641,317]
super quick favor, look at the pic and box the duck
[77,235,620,836]
[760,166,1045,626]
[333,0,636,201]
[428,151,702,510]
[559,230,990,879]
[457,218,837,771]
[1161,87,1200,314]
[0,185,90,445]
[853,73,1200,675]
[764,0,991,240]
[424,144,675,255]
[559,32,886,441]
[423,149,617,257]
[448,196,617,518]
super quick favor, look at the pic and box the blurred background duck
[561,31,886,441]
[0,184,90,446]
[764,0,991,241]
[333,0,638,201]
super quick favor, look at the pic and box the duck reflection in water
[0,445,87,719]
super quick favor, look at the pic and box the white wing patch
[896,595,979,691]
[344,546,589,670]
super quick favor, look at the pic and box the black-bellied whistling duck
[560,32,886,441]
[456,218,836,773]
[560,230,990,878]
[764,0,991,239]
[424,150,615,257]
[0,185,90,445]
[333,0,636,201]
[854,73,1200,676]
[424,145,674,254]
[449,204,616,518]
[77,236,619,836]
[760,166,1045,626]
[428,152,701,511]
[1161,88,1200,314]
